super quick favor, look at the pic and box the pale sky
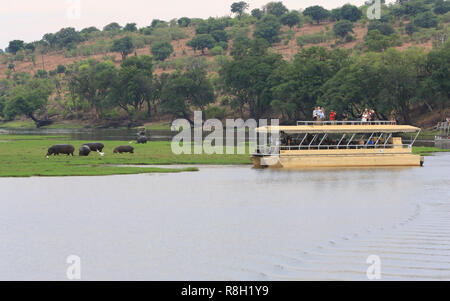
[0,0,394,49]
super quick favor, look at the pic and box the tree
[368,21,395,36]
[123,23,137,32]
[333,20,354,38]
[52,27,83,49]
[280,11,301,29]
[111,36,134,61]
[178,17,191,27]
[254,14,282,44]
[161,60,214,122]
[414,11,439,28]
[211,30,229,43]
[434,0,450,15]
[365,30,398,52]
[4,78,54,127]
[270,47,350,119]
[220,38,283,119]
[330,8,342,21]
[340,4,362,22]
[251,8,264,19]
[110,56,154,117]
[8,40,24,54]
[103,22,122,31]
[264,2,289,17]
[405,23,419,36]
[187,34,216,55]
[151,41,174,61]
[231,2,249,19]
[303,6,330,24]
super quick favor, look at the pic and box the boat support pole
[410,129,421,148]
[347,133,356,148]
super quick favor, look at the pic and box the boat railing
[255,144,411,155]
[296,121,395,126]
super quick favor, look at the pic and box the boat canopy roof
[256,124,421,134]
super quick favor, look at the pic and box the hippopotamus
[46,145,75,157]
[79,145,91,156]
[136,136,148,144]
[113,145,134,154]
[82,143,104,152]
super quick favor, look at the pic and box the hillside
[0,0,449,129]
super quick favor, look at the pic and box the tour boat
[252,121,424,168]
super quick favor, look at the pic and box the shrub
[209,46,224,56]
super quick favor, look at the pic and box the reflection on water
[0,154,449,280]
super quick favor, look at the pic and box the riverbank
[0,135,448,177]
[0,135,250,177]
[0,120,172,130]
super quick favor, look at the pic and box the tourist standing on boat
[362,109,370,123]
[313,107,319,121]
[319,107,326,121]
[329,110,337,123]
[390,109,397,125]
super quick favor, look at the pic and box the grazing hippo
[82,143,104,152]
[137,136,148,144]
[113,145,134,154]
[79,145,91,156]
[46,144,75,157]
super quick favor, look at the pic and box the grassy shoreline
[0,135,448,177]
[0,135,250,177]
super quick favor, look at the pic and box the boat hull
[252,148,423,169]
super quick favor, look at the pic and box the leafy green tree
[251,8,264,19]
[264,2,289,17]
[330,8,342,21]
[53,27,83,49]
[110,56,154,117]
[161,60,214,122]
[123,23,137,32]
[368,21,395,36]
[7,40,24,54]
[340,4,362,22]
[231,2,249,19]
[151,41,174,61]
[220,38,283,119]
[270,47,349,119]
[103,22,122,31]
[365,30,397,52]
[280,11,301,29]
[414,11,439,28]
[303,6,330,24]
[254,14,282,44]
[434,0,450,15]
[4,78,54,127]
[68,59,118,118]
[211,30,229,43]
[187,34,216,55]
[405,23,419,36]
[333,20,354,38]
[111,36,134,61]
[80,26,100,34]
[178,17,191,27]
[423,41,450,109]
[151,19,167,28]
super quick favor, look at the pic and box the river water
[0,153,449,280]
